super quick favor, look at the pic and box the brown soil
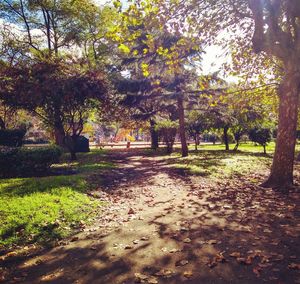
[1,150,300,284]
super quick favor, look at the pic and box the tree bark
[177,96,188,157]
[149,119,159,150]
[54,122,65,147]
[262,70,300,189]
[223,126,229,151]
[233,142,239,151]
[0,117,5,130]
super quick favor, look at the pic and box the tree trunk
[263,145,266,155]
[194,135,198,151]
[262,71,300,189]
[150,119,159,150]
[234,140,239,151]
[54,123,65,147]
[177,96,188,157]
[223,126,229,151]
[64,135,77,161]
[0,117,5,130]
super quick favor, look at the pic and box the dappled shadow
[2,177,299,283]
[1,148,300,283]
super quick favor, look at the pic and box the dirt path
[2,150,300,284]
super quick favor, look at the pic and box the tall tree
[247,0,300,188]
[175,0,299,188]
[108,0,203,157]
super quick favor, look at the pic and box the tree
[179,0,299,188]
[247,0,300,188]
[107,0,203,157]
[186,111,209,151]
[0,59,108,159]
[249,127,272,154]
[156,120,178,154]
[0,0,99,57]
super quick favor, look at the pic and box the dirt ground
[1,150,300,284]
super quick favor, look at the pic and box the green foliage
[248,127,272,154]
[156,120,178,154]
[0,145,62,178]
[0,128,26,147]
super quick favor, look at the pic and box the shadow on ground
[1,148,300,284]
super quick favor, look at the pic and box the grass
[0,149,114,249]
[170,142,277,179]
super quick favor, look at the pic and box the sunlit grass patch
[78,161,115,172]
[172,144,272,179]
[0,150,111,249]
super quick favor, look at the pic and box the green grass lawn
[0,149,114,249]
[188,141,277,153]
[172,142,283,180]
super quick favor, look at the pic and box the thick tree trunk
[223,126,229,151]
[177,96,188,157]
[150,119,159,150]
[262,71,300,189]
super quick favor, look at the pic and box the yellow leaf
[118,44,130,54]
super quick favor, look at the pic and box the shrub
[0,145,62,178]
[0,129,26,147]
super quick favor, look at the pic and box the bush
[0,145,62,178]
[0,129,26,147]
[23,139,49,144]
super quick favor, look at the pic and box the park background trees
[0,0,298,189]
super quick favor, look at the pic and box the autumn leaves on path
[3,150,300,283]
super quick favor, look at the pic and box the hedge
[0,145,62,178]
[0,129,26,147]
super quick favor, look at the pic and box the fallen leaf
[180,227,189,232]
[128,208,135,215]
[215,252,226,263]
[183,271,193,278]
[183,238,191,243]
[169,249,179,253]
[134,272,148,282]
[288,263,300,270]
[148,277,158,284]
[253,267,261,277]
[155,269,174,277]
[4,252,17,258]
[177,260,189,266]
